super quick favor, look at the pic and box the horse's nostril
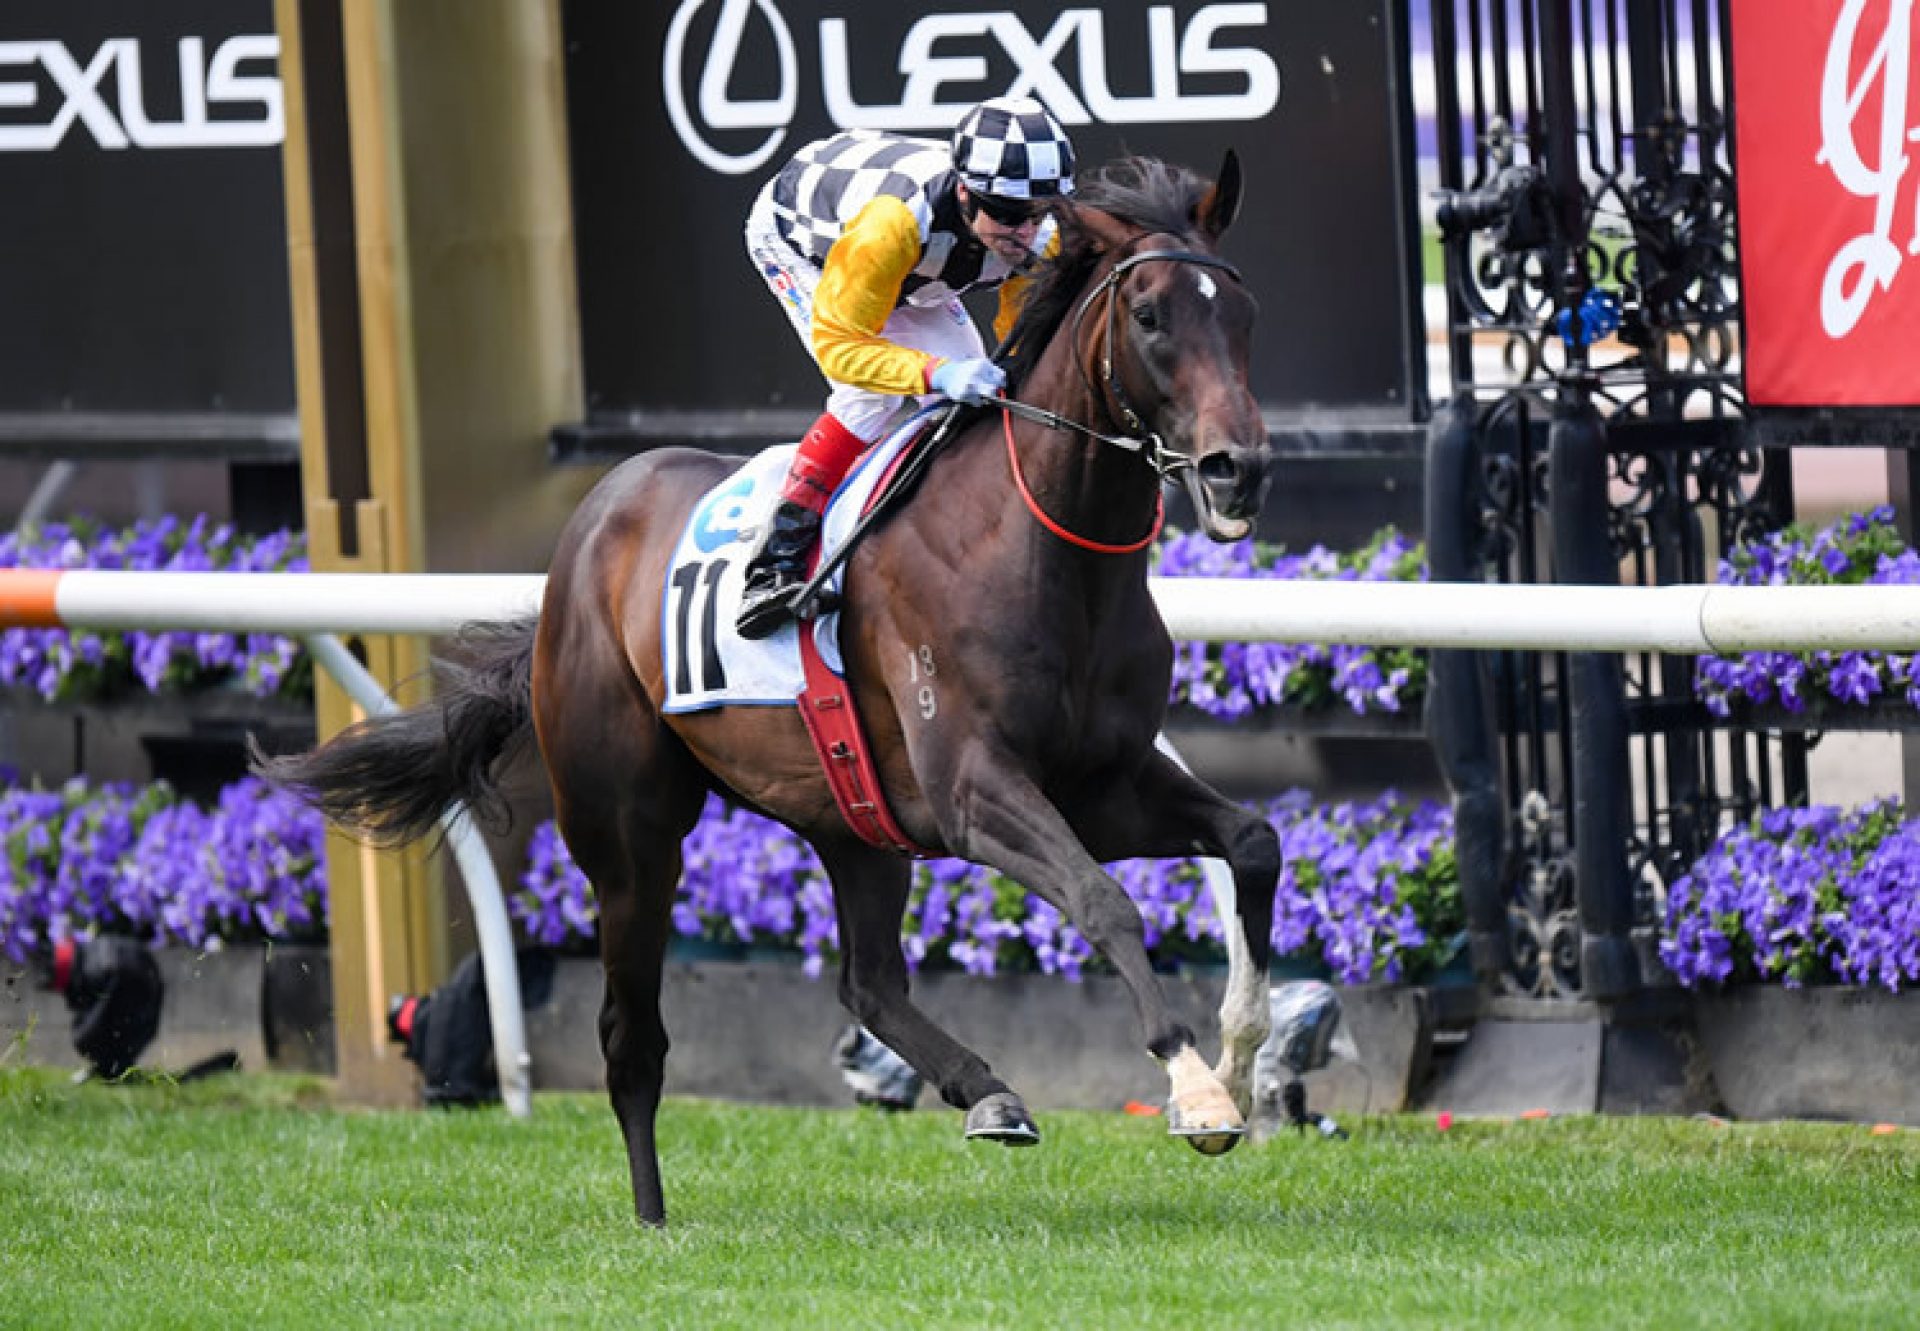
[1198,452,1239,485]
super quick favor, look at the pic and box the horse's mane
[997,156,1214,391]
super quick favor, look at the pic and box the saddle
[661,405,964,855]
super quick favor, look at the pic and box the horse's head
[1062,152,1271,542]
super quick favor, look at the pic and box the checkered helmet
[950,96,1076,202]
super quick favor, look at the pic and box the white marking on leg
[1164,1045,1242,1132]
[1213,910,1271,1114]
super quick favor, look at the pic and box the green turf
[1,1066,1915,1330]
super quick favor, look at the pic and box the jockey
[736,95,1077,639]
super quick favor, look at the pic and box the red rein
[1002,406,1163,555]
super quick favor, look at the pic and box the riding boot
[735,500,825,639]
[735,412,869,640]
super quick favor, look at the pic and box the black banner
[0,0,293,425]
[562,0,1424,445]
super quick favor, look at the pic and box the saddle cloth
[661,428,913,715]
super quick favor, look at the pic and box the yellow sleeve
[811,196,940,395]
[991,226,1062,345]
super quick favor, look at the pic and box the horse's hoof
[965,1092,1040,1146]
[1166,1089,1246,1157]
[1173,1125,1245,1157]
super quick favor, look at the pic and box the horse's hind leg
[543,696,705,1226]
[818,840,1037,1143]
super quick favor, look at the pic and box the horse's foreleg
[818,840,1036,1142]
[1121,741,1282,1113]
[935,752,1244,1152]
[1083,748,1282,1120]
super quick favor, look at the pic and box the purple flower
[511,789,1463,985]
[1660,799,1920,992]
[1155,525,1430,719]
[0,775,327,962]
[1698,508,1920,718]
[0,517,310,702]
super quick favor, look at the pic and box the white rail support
[304,633,533,1121]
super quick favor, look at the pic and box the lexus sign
[0,0,292,424]
[661,2,1282,174]
[562,0,1422,442]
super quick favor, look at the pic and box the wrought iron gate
[1415,0,1802,1000]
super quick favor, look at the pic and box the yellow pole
[276,0,446,1106]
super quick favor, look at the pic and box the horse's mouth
[1182,449,1268,543]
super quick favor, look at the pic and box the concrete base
[34,946,1916,1130]
[1695,987,1920,1126]
[532,959,1238,1111]
[531,961,1443,1116]
[1421,997,1715,1119]
[1426,1014,1602,1116]
[2,948,276,1075]
[1299,985,1435,1116]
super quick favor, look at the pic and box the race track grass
[2,1067,1916,1330]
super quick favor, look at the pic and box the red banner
[1731,0,1920,406]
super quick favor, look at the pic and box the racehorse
[261,152,1281,1226]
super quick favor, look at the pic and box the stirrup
[735,579,802,640]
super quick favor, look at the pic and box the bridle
[998,246,1245,482]
[788,244,1248,610]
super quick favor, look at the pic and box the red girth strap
[790,435,938,858]
[795,630,938,858]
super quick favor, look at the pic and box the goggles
[968,191,1044,227]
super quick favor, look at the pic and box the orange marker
[0,570,64,628]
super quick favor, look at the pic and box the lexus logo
[662,0,1281,176]
[662,0,798,176]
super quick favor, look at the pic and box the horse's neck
[998,340,1162,564]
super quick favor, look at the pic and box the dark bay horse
[263,152,1281,1225]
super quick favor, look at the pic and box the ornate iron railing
[1418,0,1800,999]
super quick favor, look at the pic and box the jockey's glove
[930,357,1006,405]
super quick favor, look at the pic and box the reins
[1002,406,1163,554]
[997,245,1240,553]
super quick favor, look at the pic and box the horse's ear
[1195,149,1243,240]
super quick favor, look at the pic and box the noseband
[998,247,1245,481]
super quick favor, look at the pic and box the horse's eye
[1131,302,1159,331]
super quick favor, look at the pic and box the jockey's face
[959,185,1042,265]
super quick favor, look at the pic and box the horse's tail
[253,616,539,846]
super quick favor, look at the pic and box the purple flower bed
[0,775,328,962]
[1660,801,1920,992]
[1156,526,1430,719]
[514,790,1463,985]
[1696,507,1920,717]
[0,516,309,702]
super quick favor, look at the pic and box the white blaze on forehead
[1196,270,1218,301]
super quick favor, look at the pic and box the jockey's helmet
[951,96,1076,204]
